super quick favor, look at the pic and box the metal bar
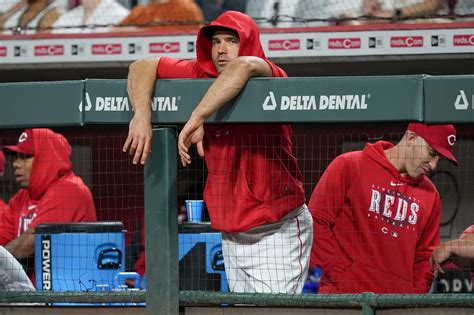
[179,291,474,308]
[0,291,145,304]
[0,290,473,309]
[362,303,375,315]
[145,128,179,315]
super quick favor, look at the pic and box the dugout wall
[0,76,473,315]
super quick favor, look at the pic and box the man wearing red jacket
[309,123,458,293]
[123,11,312,293]
[1,128,97,271]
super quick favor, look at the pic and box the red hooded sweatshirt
[309,141,440,294]
[157,11,305,233]
[0,129,96,245]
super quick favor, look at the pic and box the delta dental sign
[454,90,474,110]
[79,93,179,112]
[262,92,370,111]
[79,91,370,113]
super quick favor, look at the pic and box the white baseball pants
[0,246,35,291]
[221,204,313,294]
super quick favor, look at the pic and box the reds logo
[268,39,300,51]
[453,35,474,46]
[390,36,423,48]
[448,134,456,146]
[18,132,28,143]
[369,187,420,227]
[34,45,64,56]
[149,42,180,53]
[0,46,6,57]
[328,38,361,49]
[92,44,122,55]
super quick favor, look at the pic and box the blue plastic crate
[35,222,125,293]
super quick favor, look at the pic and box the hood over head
[196,11,266,77]
[4,128,72,200]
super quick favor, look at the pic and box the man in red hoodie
[1,129,97,271]
[123,11,312,293]
[309,123,458,294]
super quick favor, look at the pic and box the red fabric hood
[28,129,72,200]
[196,11,267,77]
[364,141,423,185]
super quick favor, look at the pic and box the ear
[406,131,418,144]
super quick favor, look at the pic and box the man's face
[211,30,240,74]
[405,135,440,178]
[13,155,34,188]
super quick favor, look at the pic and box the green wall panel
[81,75,424,124]
[3,75,473,126]
[0,81,83,128]
[424,75,474,123]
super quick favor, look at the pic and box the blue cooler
[178,223,228,292]
[35,222,125,292]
